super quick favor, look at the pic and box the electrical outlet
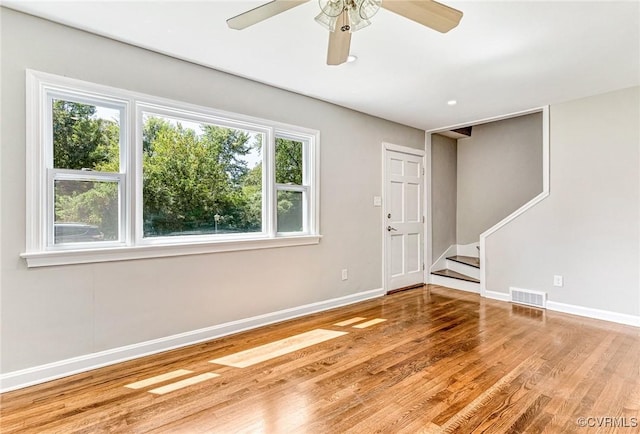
[341,269,348,281]
[553,275,563,287]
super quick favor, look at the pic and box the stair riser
[430,274,480,294]
[446,259,480,279]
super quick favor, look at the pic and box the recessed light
[447,100,457,106]
[347,55,358,63]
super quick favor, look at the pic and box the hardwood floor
[1,285,639,433]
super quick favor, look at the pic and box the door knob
[387,226,398,232]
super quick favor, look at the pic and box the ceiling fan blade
[327,12,352,65]
[381,0,463,33]
[227,0,310,30]
[327,29,352,65]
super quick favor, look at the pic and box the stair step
[431,269,480,284]
[446,255,480,269]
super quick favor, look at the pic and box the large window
[139,110,265,239]
[24,71,320,267]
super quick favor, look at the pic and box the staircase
[431,255,480,292]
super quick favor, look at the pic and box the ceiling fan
[227,0,464,66]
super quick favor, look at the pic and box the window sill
[21,235,322,268]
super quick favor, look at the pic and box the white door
[384,147,424,292]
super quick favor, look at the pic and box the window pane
[54,179,119,244]
[52,99,120,172]
[277,190,303,232]
[142,114,263,237]
[275,137,303,185]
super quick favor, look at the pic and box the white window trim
[22,70,321,268]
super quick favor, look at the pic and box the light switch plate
[373,196,382,207]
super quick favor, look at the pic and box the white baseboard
[482,290,640,327]
[484,290,511,302]
[446,283,640,328]
[546,300,640,328]
[0,287,385,393]
[429,274,480,294]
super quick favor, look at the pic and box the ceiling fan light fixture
[316,0,381,33]
[320,0,345,17]
[314,11,338,31]
[358,0,382,20]
[315,0,345,31]
[347,6,371,32]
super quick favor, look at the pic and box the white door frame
[382,142,426,293]
[424,134,433,285]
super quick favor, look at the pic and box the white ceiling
[5,0,639,130]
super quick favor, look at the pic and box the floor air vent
[509,287,546,308]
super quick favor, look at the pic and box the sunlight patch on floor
[124,317,388,395]
[125,369,193,389]
[334,317,367,326]
[148,373,220,395]
[210,329,348,368]
[352,318,387,329]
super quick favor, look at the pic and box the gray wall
[0,9,425,373]
[431,134,457,263]
[486,87,640,316]
[457,113,543,244]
